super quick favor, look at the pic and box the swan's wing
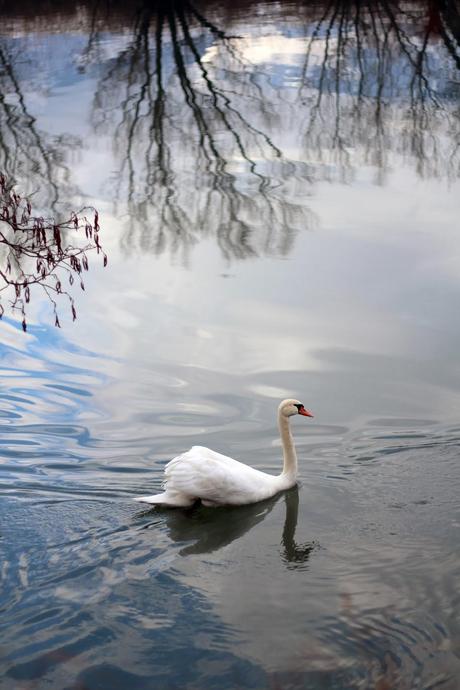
[164,446,275,505]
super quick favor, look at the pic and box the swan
[134,399,313,508]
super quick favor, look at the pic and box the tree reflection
[295,0,460,183]
[0,38,79,212]
[1,0,457,260]
[88,0,312,259]
[83,0,458,258]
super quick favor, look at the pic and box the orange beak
[299,407,314,417]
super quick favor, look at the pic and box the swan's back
[164,446,280,506]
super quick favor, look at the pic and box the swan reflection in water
[279,488,317,569]
[138,486,317,566]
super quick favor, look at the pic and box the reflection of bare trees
[89,1,312,259]
[0,37,79,213]
[83,0,458,257]
[295,0,460,183]
[0,35,99,330]
[1,0,456,260]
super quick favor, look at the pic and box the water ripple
[1,324,460,689]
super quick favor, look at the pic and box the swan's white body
[134,399,313,507]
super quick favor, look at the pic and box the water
[1,1,460,688]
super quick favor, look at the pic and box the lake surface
[1,1,459,688]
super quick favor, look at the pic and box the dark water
[1,1,460,688]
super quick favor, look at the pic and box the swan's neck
[278,412,298,481]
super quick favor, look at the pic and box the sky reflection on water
[1,1,460,689]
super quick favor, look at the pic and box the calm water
[1,1,460,688]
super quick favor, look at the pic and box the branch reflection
[1,0,457,260]
[88,0,312,259]
[294,0,460,184]
[0,38,80,212]
[84,0,458,258]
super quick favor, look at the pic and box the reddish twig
[0,173,107,331]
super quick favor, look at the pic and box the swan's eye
[294,403,302,412]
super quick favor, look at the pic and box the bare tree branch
[0,173,107,331]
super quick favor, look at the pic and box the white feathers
[135,446,287,507]
[134,398,312,508]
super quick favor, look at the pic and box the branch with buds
[0,173,107,331]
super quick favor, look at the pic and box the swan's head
[279,398,314,418]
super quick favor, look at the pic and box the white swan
[134,399,313,508]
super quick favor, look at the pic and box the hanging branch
[0,173,107,331]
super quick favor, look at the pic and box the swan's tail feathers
[133,491,195,508]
